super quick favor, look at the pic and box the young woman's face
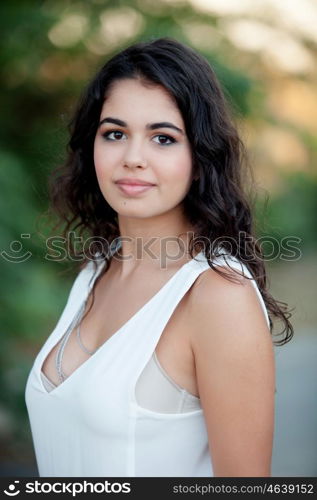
[94,78,194,219]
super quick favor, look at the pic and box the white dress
[25,249,270,477]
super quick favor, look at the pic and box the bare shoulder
[188,264,271,341]
[187,265,275,477]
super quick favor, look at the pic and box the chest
[41,269,199,397]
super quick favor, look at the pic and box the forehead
[100,78,182,122]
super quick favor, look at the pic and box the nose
[123,138,147,169]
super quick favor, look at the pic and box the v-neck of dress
[38,251,204,396]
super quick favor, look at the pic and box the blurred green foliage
[264,172,317,247]
[0,0,316,471]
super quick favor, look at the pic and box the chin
[116,208,156,219]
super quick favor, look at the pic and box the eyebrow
[98,117,184,135]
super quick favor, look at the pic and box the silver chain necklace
[76,322,97,356]
[55,299,97,383]
[54,243,122,384]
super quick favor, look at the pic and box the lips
[115,179,155,186]
[115,182,155,196]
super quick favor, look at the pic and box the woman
[25,37,293,477]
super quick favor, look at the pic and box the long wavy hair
[47,37,293,346]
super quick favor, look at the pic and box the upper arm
[189,267,275,477]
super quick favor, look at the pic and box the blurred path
[272,328,317,476]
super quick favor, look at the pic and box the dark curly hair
[47,37,294,346]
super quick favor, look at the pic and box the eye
[102,130,126,141]
[153,134,176,146]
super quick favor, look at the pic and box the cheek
[93,141,103,178]
[163,150,193,187]
[93,141,114,182]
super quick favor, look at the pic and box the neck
[112,208,197,274]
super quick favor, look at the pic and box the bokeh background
[0,0,316,476]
